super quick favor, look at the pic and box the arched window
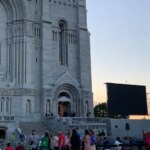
[0,97,4,114]
[85,100,89,117]
[6,100,9,114]
[26,100,31,115]
[46,99,51,116]
[59,21,68,65]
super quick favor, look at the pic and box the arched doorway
[58,92,71,117]
[54,84,81,116]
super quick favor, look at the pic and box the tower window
[59,21,68,66]
[26,100,31,115]
[46,99,51,116]
[6,100,9,114]
[0,99,3,113]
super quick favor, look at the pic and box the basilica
[0,0,93,134]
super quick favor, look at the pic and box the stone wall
[0,0,93,132]
[110,119,150,138]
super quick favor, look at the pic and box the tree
[94,103,108,117]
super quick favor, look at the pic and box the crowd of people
[96,134,146,150]
[3,128,150,150]
[5,128,97,150]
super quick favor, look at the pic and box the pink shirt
[84,135,91,150]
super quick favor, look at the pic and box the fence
[96,143,146,150]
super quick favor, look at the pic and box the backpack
[90,135,97,145]
[20,133,25,141]
[41,136,49,147]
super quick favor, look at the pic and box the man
[5,143,14,150]
[19,131,25,143]
[28,129,40,148]
[15,142,24,150]
[10,132,16,147]
[40,131,50,150]
[58,130,65,150]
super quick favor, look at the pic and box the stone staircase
[19,122,49,136]
[19,117,108,137]
[45,116,108,136]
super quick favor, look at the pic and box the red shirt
[58,133,65,148]
[16,145,24,150]
[5,146,14,150]
[146,132,150,144]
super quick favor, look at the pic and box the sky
[86,0,150,106]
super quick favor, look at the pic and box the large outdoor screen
[106,83,148,117]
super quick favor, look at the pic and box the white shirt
[115,140,122,150]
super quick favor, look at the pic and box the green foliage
[94,102,108,117]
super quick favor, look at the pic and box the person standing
[114,137,122,150]
[40,131,51,150]
[58,130,65,150]
[15,142,24,150]
[103,137,110,150]
[65,130,71,150]
[75,127,81,140]
[89,129,96,150]
[82,130,90,150]
[5,143,14,150]
[10,132,16,147]
[28,129,40,149]
[51,134,58,150]
[70,129,81,150]
[19,131,25,143]
[145,130,150,150]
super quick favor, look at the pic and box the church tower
[0,0,93,130]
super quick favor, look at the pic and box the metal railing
[96,143,146,150]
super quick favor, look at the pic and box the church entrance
[55,84,80,116]
[58,101,71,117]
[57,92,71,117]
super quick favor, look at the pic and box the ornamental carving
[0,88,39,96]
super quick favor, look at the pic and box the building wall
[110,119,150,138]
[41,0,93,117]
[0,0,93,132]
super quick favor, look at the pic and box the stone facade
[0,0,93,132]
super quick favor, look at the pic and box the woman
[82,130,90,150]
[65,130,71,150]
[70,129,81,150]
[89,129,96,150]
